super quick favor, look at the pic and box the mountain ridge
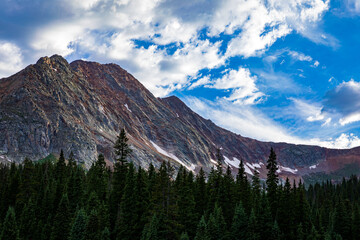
[1,55,360,181]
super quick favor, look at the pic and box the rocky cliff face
[1,55,360,181]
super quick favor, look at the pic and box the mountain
[1,55,360,182]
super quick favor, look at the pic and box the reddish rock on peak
[1,55,360,182]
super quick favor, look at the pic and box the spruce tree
[247,209,260,240]
[141,214,159,240]
[180,232,190,240]
[116,163,137,240]
[50,194,71,240]
[266,147,279,217]
[114,128,132,165]
[194,215,208,240]
[231,203,248,240]
[69,209,87,240]
[194,168,207,218]
[0,207,19,240]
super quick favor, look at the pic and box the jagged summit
[2,56,360,181]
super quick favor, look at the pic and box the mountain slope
[1,55,360,181]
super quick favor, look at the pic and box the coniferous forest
[0,130,360,240]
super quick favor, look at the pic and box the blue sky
[2,0,360,148]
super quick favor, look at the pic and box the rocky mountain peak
[2,56,360,182]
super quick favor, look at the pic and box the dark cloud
[323,80,360,115]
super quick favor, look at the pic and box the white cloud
[5,0,330,97]
[188,76,211,90]
[290,98,326,122]
[183,96,360,149]
[288,51,313,62]
[345,0,360,13]
[207,67,264,105]
[0,41,24,78]
[339,113,360,126]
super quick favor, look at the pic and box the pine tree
[86,209,100,240]
[116,163,137,240]
[16,157,38,209]
[19,198,37,240]
[141,214,159,240]
[231,203,248,240]
[87,154,107,201]
[251,169,261,204]
[110,128,131,231]
[69,209,87,240]
[194,168,207,218]
[207,204,226,240]
[194,215,209,240]
[266,147,279,217]
[101,227,111,240]
[50,194,71,240]
[215,148,223,175]
[133,167,150,239]
[257,194,273,240]
[180,232,190,240]
[247,209,260,240]
[0,207,19,240]
[114,128,132,165]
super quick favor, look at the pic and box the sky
[2,0,360,149]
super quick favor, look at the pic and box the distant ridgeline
[0,130,358,240]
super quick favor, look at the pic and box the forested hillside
[0,131,359,240]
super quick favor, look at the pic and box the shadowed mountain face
[1,55,360,181]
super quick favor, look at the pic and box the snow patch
[224,156,240,168]
[150,141,193,172]
[244,164,254,176]
[210,159,217,165]
[277,165,298,174]
[98,105,104,114]
[309,164,318,169]
[246,162,255,170]
[252,163,261,169]
[124,104,132,112]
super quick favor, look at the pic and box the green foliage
[1,207,19,240]
[69,209,87,240]
[114,128,132,165]
[0,147,359,240]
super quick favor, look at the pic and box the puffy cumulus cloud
[0,41,23,78]
[225,0,330,58]
[323,80,360,125]
[309,133,360,149]
[206,68,264,105]
[3,0,331,97]
[183,96,360,149]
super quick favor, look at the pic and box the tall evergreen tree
[141,214,160,240]
[266,147,279,217]
[69,209,87,240]
[194,215,209,240]
[50,194,71,240]
[114,128,132,165]
[247,209,260,240]
[231,203,248,240]
[116,163,137,240]
[0,207,19,240]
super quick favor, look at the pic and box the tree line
[0,129,359,240]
